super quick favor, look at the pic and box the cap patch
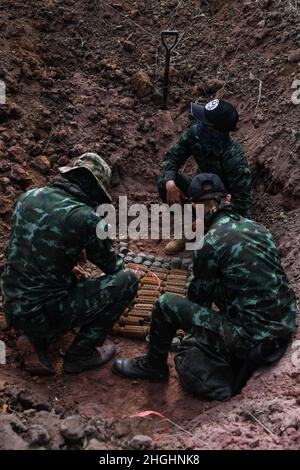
[205,99,219,111]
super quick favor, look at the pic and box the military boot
[112,355,169,382]
[64,345,116,374]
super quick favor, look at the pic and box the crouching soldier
[2,153,138,374]
[113,173,297,400]
[157,99,252,255]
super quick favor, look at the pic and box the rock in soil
[86,438,108,450]
[0,415,28,450]
[59,415,85,443]
[130,434,153,449]
[29,425,51,446]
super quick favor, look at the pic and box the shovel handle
[161,30,179,53]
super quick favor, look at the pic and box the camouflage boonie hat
[59,153,112,202]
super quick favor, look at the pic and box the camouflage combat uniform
[158,123,252,216]
[148,206,297,365]
[2,180,138,356]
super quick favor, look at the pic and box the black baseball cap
[191,99,239,132]
[188,173,227,202]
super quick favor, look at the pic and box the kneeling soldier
[113,173,297,400]
[2,153,138,374]
[157,99,252,255]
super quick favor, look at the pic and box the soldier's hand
[166,180,181,205]
[72,265,89,279]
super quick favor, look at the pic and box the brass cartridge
[167,274,188,281]
[139,284,162,292]
[164,286,186,295]
[122,315,145,326]
[122,325,149,338]
[137,289,160,298]
[170,268,188,275]
[134,296,158,304]
[152,273,168,280]
[134,303,154,311]
[112,324,149,338]
[149,267,168,274]
[129,310,152,319]
[165,280,187,288]
[141,277,162,286]
[112,324,121,335]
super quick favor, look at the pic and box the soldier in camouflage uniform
[158,99,252,254]
[2,153,138,374]
[113,173,297,396]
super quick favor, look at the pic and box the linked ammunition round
[164,287,186,295]
[137,289,160,298]
[165,280,187,288]
[129,310,152,319]
[119,315,145,326]
[167,274,188,282]
[134,296,158,304]
[134,303,154,311]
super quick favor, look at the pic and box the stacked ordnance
[111,264,190,339]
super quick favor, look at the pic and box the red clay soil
[0,0,299,450]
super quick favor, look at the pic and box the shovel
[161,30,179,110]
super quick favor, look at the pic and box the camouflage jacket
[2,180,123,320]
[188,207,297,342]
[161,123,252,216]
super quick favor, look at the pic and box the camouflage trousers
[11,269,138,357]
[148,293,255,366]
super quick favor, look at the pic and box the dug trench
[0,0,299,450]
